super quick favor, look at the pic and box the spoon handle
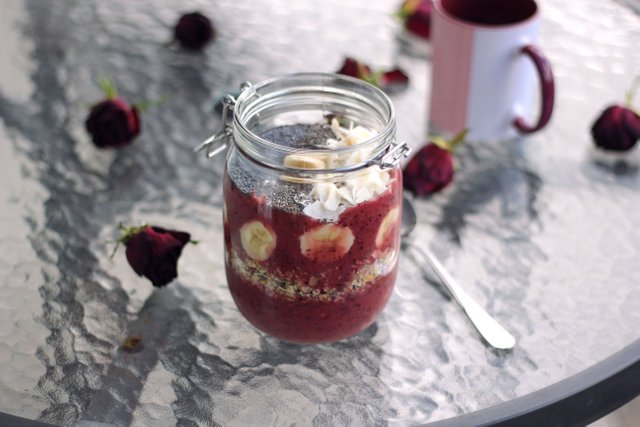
[407,243,516,350]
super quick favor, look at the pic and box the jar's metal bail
[195,81,255,158]
[375,141,411,169]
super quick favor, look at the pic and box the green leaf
[395,0,419,20]
[624,74,640,110]
[110,241,121,259]
[394,10,408,20]
[134,96,169,113]
[431,136,450,151]
[117,223,149,245]
[98,77,118,99]
[429,128,468,152]
[448,128,468,152]
[365,70,384,87]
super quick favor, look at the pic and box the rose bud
[403,130,467,195]
[174,12,215,51]
[85,98,140,149]
[403,143,453,195]
[398,0,432,40]
[117,225,195,288]
[590,105,640,151]
[591,76,640,151]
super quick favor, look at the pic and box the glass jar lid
[197,73,410,174]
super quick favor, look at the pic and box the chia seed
[259,123,334,149]
[228,123,334,213]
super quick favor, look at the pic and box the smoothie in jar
[224,119,402,343]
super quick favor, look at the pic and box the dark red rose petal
[125,229,154,276]
[145,244,180,288]
[621,108,640,141]
[381,68,410,91]
[404,1,432,39]
[150,226,192,246]
[336,57,371,79]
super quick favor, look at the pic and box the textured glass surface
[0,0,639,425]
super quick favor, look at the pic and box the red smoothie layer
[225,262,397,343]
[223,169,402,343]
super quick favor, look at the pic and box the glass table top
[0,0,639,425]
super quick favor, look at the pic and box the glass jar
[201,73,409,343]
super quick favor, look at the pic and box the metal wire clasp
[375,141,411,168]
[195,81,254,158]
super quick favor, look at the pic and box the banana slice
[283,153,326,169]
[223,203,228,226]
[240,220,277,261]
[281,153,330,183]
[300,223,354,262]
[375,207,400,248]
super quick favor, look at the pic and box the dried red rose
[85,78,142,149]
[117,225,194,288]
[336,57,409,92]
[403,130,467,195]
[591,76,640,152]
[590,105,640,151]
[174,12,215,51]
[403,143,453,195]
[398,0,432,40]
[85,98,140,149]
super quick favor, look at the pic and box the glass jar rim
[231,72,397,174]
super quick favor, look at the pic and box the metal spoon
[401,195,516,350]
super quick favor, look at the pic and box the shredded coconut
[303,119,390,220]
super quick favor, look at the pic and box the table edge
[427,339,640,427]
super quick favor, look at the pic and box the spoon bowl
[401,194,418,238]
[400,195,516,350]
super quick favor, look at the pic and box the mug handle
[513,45,555,134]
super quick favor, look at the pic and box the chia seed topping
[259,123,335,149]
[228,166,308,213]
[228,123,334,214]
[227,121,388,217]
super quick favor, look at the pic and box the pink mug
[429,0,555,142]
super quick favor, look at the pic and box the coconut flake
[302,119,391,220]
[303,200,344,221]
